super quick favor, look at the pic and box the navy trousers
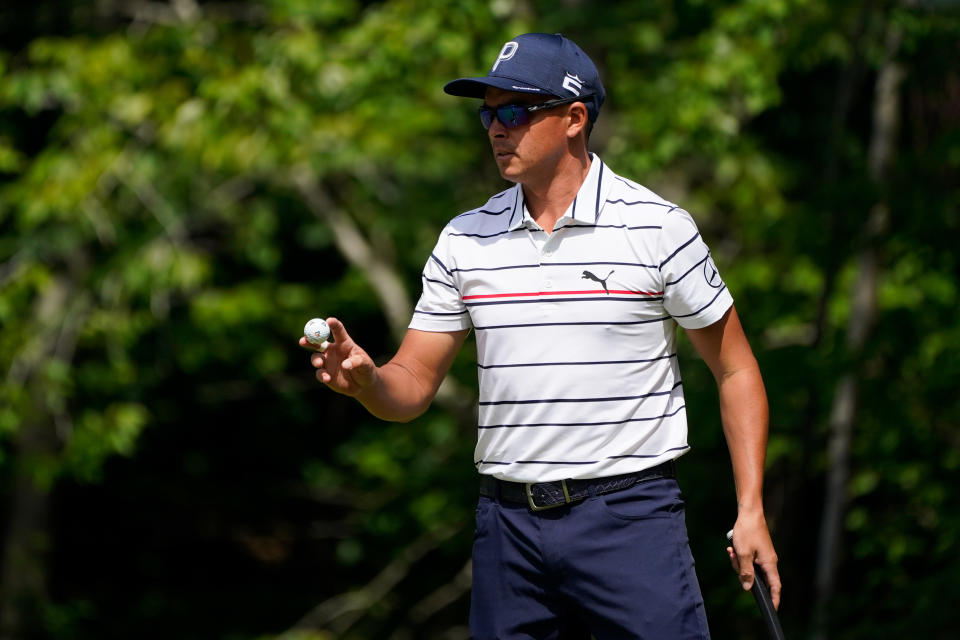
[469,476,711,640]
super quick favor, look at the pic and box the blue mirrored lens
[479,108,494,129]
[498,105,528,128]
[478,104,532,130]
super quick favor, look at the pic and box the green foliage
[0,0,958,638]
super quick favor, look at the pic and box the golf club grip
[751,564,785,640]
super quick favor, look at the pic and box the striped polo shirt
[410,155,733,483]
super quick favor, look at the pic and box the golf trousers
[469,475,711,640]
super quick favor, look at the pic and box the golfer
[302,32,780,639]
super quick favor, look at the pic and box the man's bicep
[684,306,757,381]
[393,328,470,393]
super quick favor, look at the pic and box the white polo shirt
[410,155,733,482]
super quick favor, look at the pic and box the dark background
[1,1,958,638]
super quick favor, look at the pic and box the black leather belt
[479,460,676,512]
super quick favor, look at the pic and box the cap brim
[443,76,549,99]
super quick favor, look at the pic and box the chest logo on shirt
[581,269,615,294]
[703,255,723,289]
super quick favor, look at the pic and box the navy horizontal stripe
[478,404,686,430]
[502,460,599,464]
[659,231,700,269]
[455,206,511,219]
[669,285,728,318]
[477,353,677,369]
[452,260,660,273]
[465,295,663,308]
[559,223,662,232]
[478,380,682,406]
[423,275,458,291]
[475,444,689,467]
[429,253,452,276]
[413,309,468,316]
[607,445,690,460]
[474,316,670,331]
[664,253,709,287]
[511,459,598,466]
[449,228,525,239]
[542,260,659,269]
[605,198,673,208]
[451,263,539,273]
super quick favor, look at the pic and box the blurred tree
[0,0,957,639]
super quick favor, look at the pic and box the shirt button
[544,249,554,257]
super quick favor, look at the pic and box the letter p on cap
[491,41,518,72]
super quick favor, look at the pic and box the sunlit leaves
[0,1,958,637]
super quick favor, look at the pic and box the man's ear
[566,101,589,139]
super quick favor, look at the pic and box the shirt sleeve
[657,209,733,329]
[408,225,473,332]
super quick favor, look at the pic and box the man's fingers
[342,353,375,386]
[341,353,369,371]
[303,317,376,394]
[738,550,755,590]
[300,335,329,352]
[327,317,350,345]
[725,546,739,572]
[758,561,782,609]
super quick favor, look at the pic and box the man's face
[482,87,573,184]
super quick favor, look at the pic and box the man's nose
[487,117,508,138]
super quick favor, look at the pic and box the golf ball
[304,318,331,345]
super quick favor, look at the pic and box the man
[301,32,780,639]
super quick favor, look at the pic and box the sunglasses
[478,95,589,130]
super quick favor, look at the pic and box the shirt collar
[506,154,612,232]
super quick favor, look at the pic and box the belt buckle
[525,479,572,512]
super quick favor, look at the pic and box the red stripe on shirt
[462,289,663,300]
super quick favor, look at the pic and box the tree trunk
[0,431,54,639]
[0,274,78,639]
[812,17,905,638]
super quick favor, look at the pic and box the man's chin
[496,161,523,183]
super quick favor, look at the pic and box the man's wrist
[736,500,766,518]
[352,365,382,404]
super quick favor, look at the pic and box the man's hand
[299,317,376,397]
[726,513,781,609]
[300,322,469,422]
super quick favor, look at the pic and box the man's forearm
[717,364,769,514]
[355,360,438,422]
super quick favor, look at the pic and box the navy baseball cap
[444,33,606,122]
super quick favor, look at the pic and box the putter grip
[727,530,785,640]
[751,563,785,640]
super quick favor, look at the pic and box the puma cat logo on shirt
[581,269,614,294]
